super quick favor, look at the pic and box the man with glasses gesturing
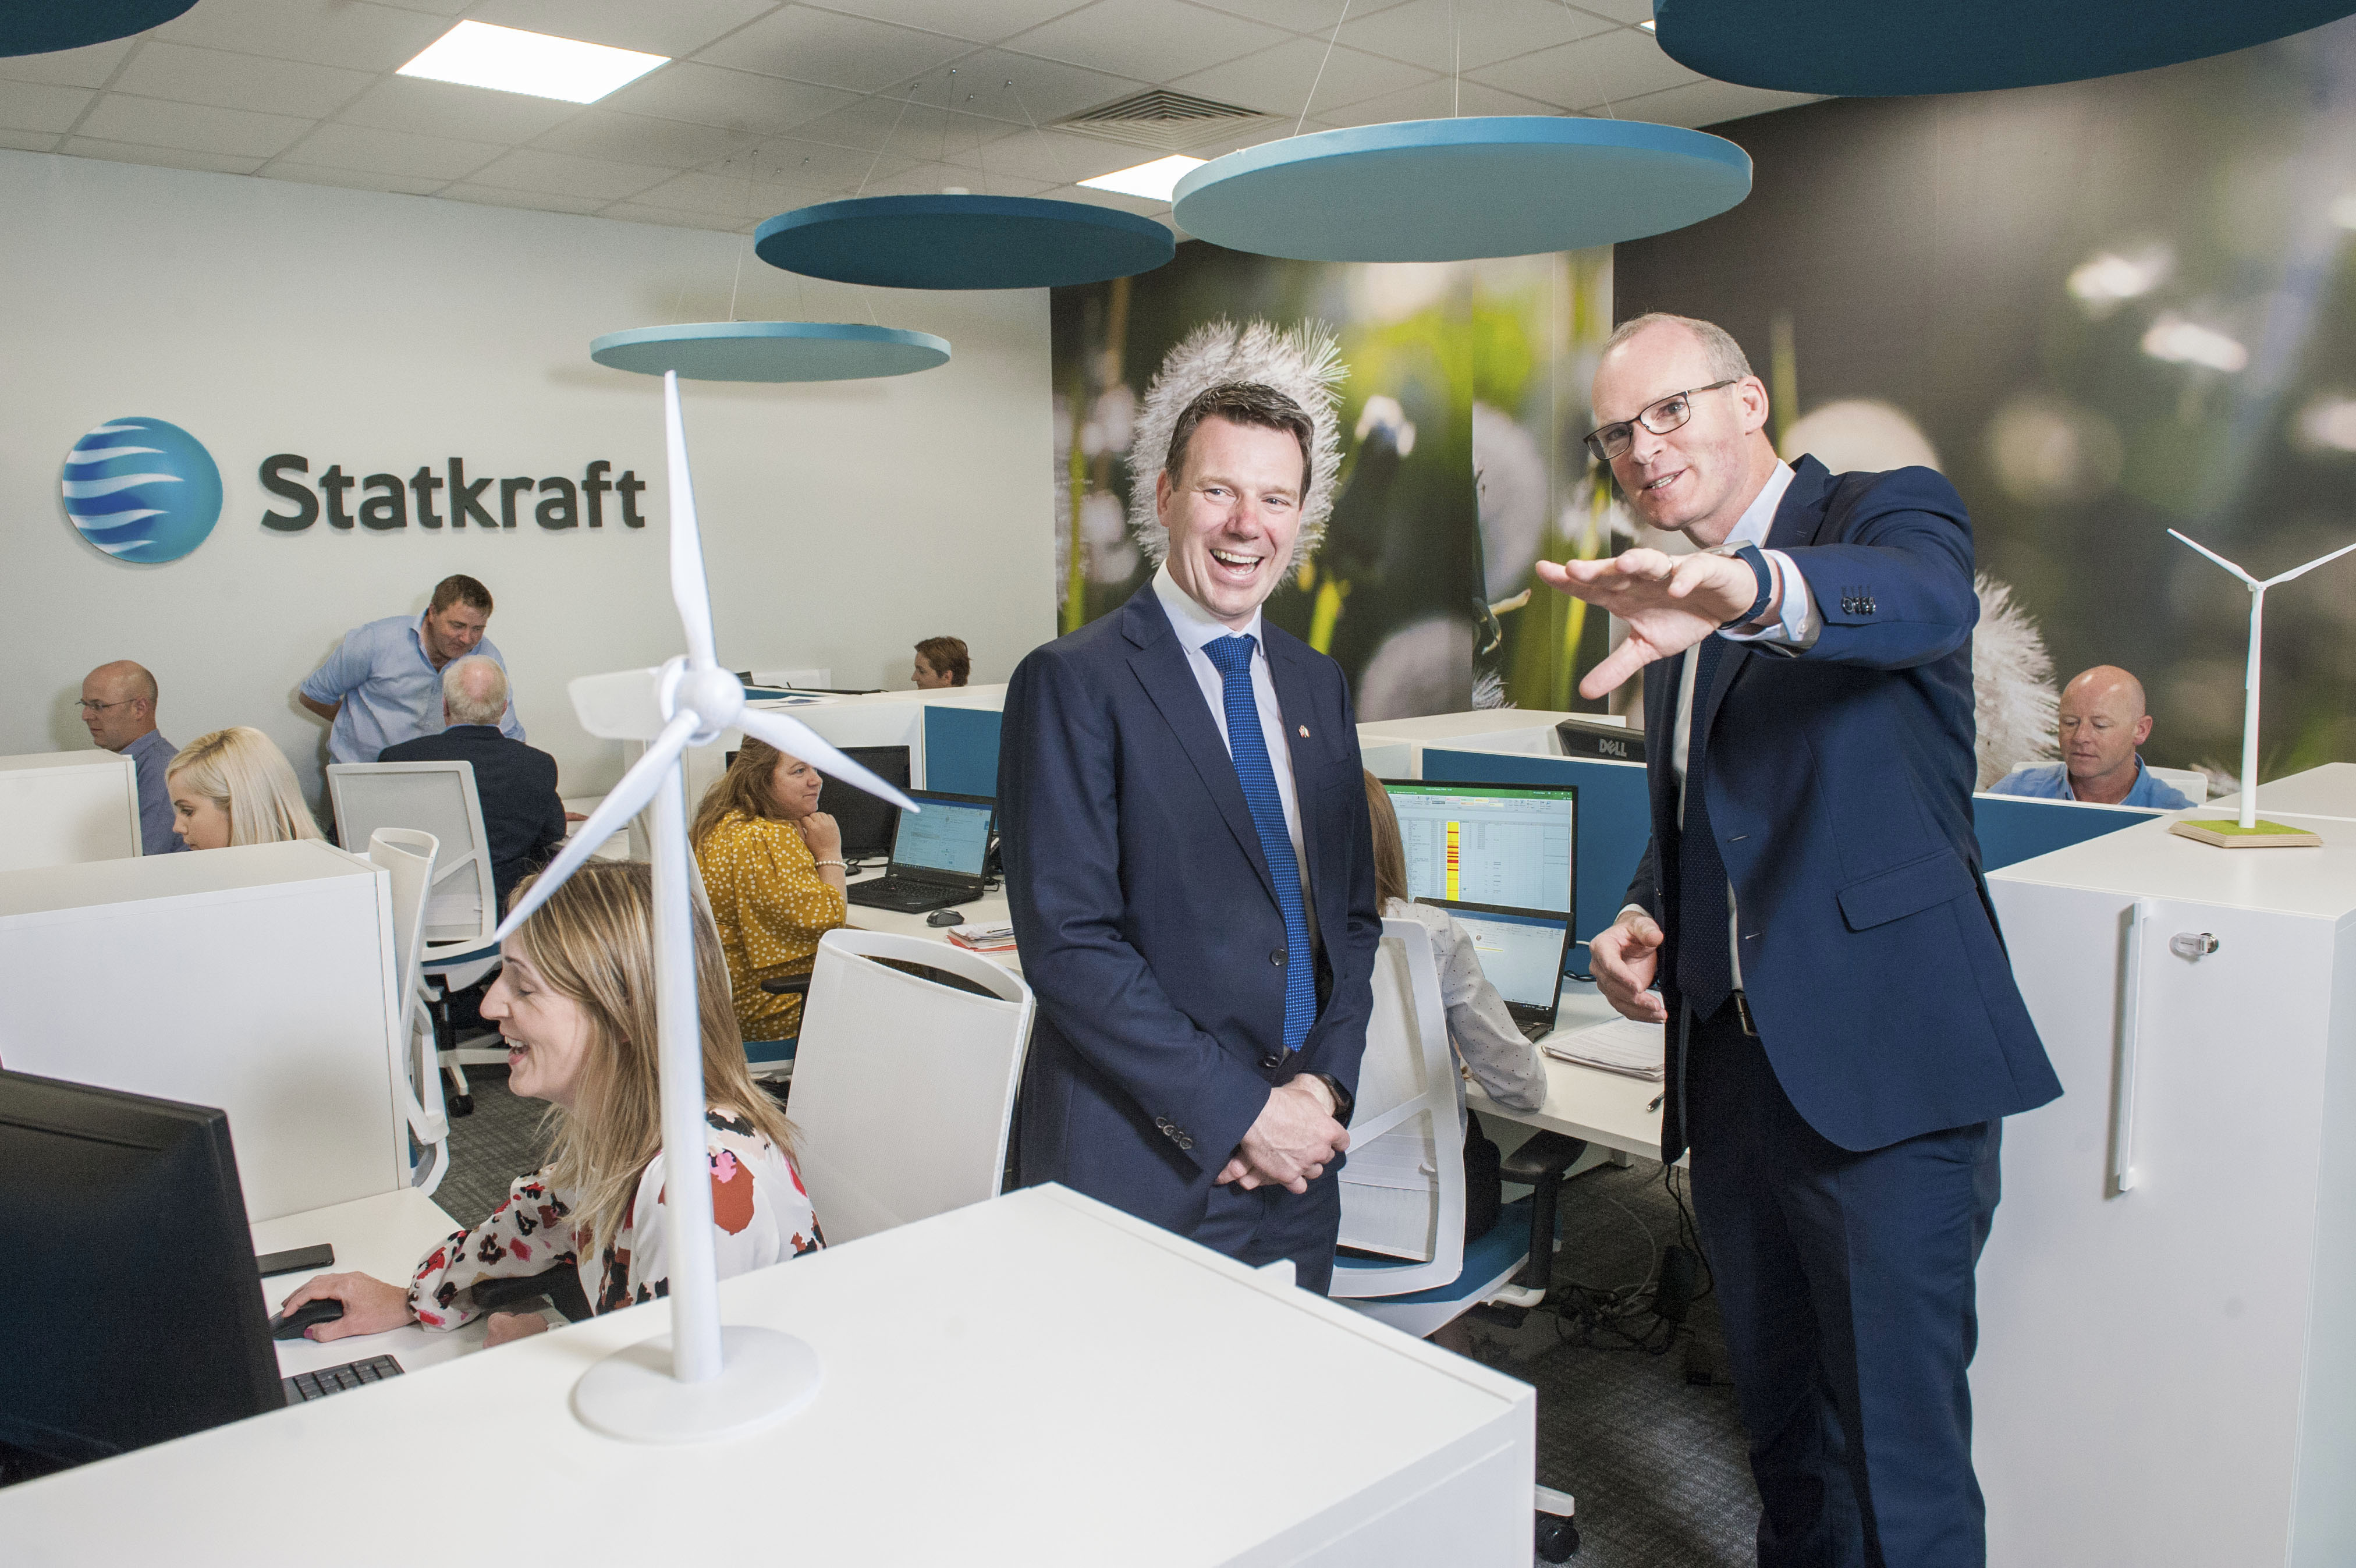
[1536,314,2059,1568]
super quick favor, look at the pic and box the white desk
[560,794,631,862]
[842,866,1020,971]
[9,1186,1538,1566]
[1463,980,1666,1162]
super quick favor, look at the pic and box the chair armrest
[1500,1130,1589,1183]
[758,973,812,996]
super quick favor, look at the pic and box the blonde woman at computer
[165,726,326,849]
[279,860,821,1348]
[690,737,850,1049]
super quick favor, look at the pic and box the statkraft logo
[61,417,225,564]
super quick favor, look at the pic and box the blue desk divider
[924,707,1003,799]
[1971,793,2158,871]
[1420,748,1652,963]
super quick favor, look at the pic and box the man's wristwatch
[1313,1073,1354,1124]
[1712,542,1775,629]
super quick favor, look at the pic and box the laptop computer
[1414,897,1576,1041]
[843,789,995,915]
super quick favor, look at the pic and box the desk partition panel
[1970,793,2158,870]
[922,707,1003,800]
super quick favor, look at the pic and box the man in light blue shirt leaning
[79,659,184,854]
[299,574,523,766]
[1989,664,2194,808]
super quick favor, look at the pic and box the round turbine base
[573,1326,822,1443]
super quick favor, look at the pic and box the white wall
[0,151,1053,806]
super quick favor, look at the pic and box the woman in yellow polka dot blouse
[690,736,849,1051]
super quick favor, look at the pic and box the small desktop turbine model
[496,370,917,1442]
[2165,527,2356,848]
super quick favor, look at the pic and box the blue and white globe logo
[61,417,223,564]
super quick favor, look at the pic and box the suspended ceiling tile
[811,0,1092,45]
[1318,74,1563,126]
[1008,0,1290,84]
[854,158,1056,197]
[464,0,782,59]
[1166,37,1431,115]
[1608,77,1823,128]
[59,137,267,175]
[112,41,375,119]
[696,133,917,190]
[1467,24,1699,109]
[1187,0,1414,33]
[463,146,672,200]
[696,6,971,92]
[0,80,94,135]
[333,75,581,142]
[0,38,139,89]
[530,108,750,168]
[0,127,62,151]
[278,119,506,179]
[1343,0,1618,73]
[902,45,1147,125]
[631,169,827,217]
[437,183,610,215]
[79,93,315,157]
[601,200,754,231]
[783,91,1018,158]
[968,126,1145,186]
[151,0,453,73]
[601,60,856,135]
[1560,0,1651,23]
[260,161,448,195]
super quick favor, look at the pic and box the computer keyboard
[281,1355,403,1405]
[845,878,964,913]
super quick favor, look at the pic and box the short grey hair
[443,655,508,727]
[1603,313,1754,384]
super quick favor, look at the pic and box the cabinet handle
[2113,898,2155,1194]
[2169,932,2219,959]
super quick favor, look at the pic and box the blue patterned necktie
[1204,634,1317,1056]
[1676,635,1735,1017]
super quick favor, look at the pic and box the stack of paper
[948,922,1017,953]
[1542,1016,1666,1081]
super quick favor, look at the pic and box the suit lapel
[1120,588,1280,906]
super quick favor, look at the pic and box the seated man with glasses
[77,660,186,854]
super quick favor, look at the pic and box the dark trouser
[1684,1001,2002,1568]
[1191,1169,1344,1294]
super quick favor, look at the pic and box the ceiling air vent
[1057,88,1274,152]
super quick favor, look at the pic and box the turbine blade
[2167,528,2259,586]
[2262,535,2356,588]
[665,370,718,669]
[492,712,698,941]
[739,707,922,813]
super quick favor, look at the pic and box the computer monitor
[1382,781,1577,915]
[888,790,995,881]
[0,1070,282,1477]
[818,744,911,865]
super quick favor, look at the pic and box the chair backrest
[365,828,448,1195]
[786,929,1035,1247]
[2148,765,2208,804]
[328,761,496,945]
[1328,917,1465,1300]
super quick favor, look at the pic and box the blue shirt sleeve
[301,627,372,705]
[479,638,526,742]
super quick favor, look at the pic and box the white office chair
[1328,918,1588,1562]
[328,760,505,1113]
[2148,765,2208,804]
[785,928,1035,1247]
[365,828,450,1197]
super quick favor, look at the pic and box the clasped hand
[1534,548,1766,700]
[1215,1077,1349,1194]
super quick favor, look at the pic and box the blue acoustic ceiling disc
[590,322,950,382]
[1170,117,1751,263]
[1653,0,2356,97]
[753,195,1175,290]
[2,0,197,56]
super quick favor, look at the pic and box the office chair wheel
[1534,1514,1579,1561]
[448,1094,474,1118]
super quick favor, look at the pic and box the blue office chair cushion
[744,1036,798,1066]
[1331,1196,1549,1307]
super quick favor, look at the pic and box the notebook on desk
[1414,897,1574,1041]
[844,790,995,914]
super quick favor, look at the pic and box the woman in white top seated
[1362,769,1546,1119]
[281,859,821,1347]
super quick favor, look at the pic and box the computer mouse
[269,1299,345,1340]
[925,909,966,927]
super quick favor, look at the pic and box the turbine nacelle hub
[658,657,746,745]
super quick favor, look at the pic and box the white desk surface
[842,865,1019,970]
[1464,981,1666,1162]
[10,1187,1534,1566]
[559,795,631,862]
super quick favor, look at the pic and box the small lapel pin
[1297,725,1311,739]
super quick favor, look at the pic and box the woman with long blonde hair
[165,726,324,849]
[279,860,822,1347]
[691,735,850,1057]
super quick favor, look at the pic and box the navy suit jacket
[998,584,1382,1241]
[377,725,566,916]
[1629,457,2061,1161]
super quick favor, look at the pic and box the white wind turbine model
[2166,527,2356,847]
[501,370,917,1442]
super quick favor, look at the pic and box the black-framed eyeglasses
[1582,379,1740,463]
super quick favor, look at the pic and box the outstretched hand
[1534,548,1770,698]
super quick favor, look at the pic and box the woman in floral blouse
[279,860,822,1348]
[690,736,851,1050]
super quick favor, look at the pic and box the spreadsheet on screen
[1385,784,1574,913]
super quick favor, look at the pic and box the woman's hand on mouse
[280,1271,415,1341]
[484,1311,551,1347]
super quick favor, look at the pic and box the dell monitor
[1382,781,1577,916]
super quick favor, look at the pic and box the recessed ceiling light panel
[398,20,667,105]
[1080,155,1208,204]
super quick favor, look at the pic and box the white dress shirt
[1644,461,1822,989]
[1151,565,1312,904]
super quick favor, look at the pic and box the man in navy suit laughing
[999,382,1382,1293]
[1539,314,2060,1568]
